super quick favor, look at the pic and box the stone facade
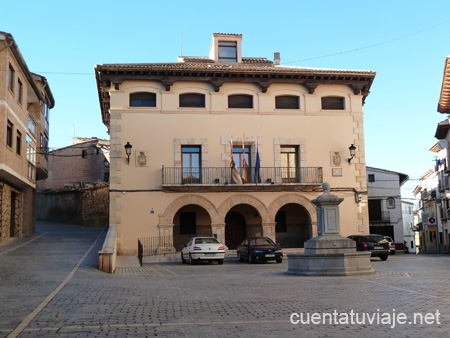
[36,185,109,227]
[36,138,110,191]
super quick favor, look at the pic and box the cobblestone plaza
[0,222,449,337]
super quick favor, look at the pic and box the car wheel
[276,258,283,264]
[380,255,388,261]
[218,259,224,265]
[391,250,396,255]
[237,252,243,262]
[181,252,186,264]
[189,254,195,265]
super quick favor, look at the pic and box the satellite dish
[437,139,448,150]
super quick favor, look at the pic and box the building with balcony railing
[96,33,375,255]
[0,32,54,243]
[367,167,409,252]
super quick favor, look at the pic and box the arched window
[275,95,300,109]
[321,96,345,110]
[228,94,253,108]
[179,93,206,108]
[130,92,156,107]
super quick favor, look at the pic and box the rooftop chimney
[274,52,280,65]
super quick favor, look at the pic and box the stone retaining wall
[36,185,109,227]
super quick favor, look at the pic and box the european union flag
[254,143,261,183]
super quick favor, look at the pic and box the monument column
[286,183,374,276]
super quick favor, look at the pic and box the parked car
[237,237,283,263]
[181,237,225,265]
[383,236,396,255]
[347,234,390,261]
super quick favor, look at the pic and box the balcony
[369,211,391,224]
[162,166,323,192]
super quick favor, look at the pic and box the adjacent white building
[413,169,440,254]
[366,166,409,251]
[401,200,416,253]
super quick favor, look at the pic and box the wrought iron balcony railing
[162,166,323,185]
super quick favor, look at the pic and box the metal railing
[138,236,177,265]
[162,166,323,185]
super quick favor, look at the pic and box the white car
[384,236,395,255]
[181,237,225,265]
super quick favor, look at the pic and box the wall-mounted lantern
[348,144,356,164]
[124,142,133,165]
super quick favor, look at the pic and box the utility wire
[282,18,450,64]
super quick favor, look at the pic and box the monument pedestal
[286,183,375,276]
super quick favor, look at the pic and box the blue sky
[3,0,450,198]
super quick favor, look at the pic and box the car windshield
[195,238,219,244]
[249,237,276,246]
[365,236,385,243]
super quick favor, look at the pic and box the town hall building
[95,33,376,255]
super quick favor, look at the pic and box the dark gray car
[237,237,283,263]
[348,234,390,261]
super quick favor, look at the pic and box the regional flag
[241,137,248,183]
[229,140,242,184]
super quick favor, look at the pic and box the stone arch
[269,193,317,238]
[217,194,269,224]
[160,194,219,226]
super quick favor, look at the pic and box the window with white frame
[26,134,36,165]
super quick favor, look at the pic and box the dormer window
[210,34,242,62]
[219,41,237,62]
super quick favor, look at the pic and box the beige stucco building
[95,33,376,255]
[0,31,54,243]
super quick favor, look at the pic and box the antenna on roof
[180,33,183,57]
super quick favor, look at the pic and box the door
[225,212,246,249]
[281,146,298,183]
[182,146,201,183]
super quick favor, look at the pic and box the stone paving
[1,221,450,337]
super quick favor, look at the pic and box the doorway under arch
[173,204,211,251]
[275,203,311,248]
[225,204,262,249]
[225,212,246,249]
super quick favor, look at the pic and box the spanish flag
[241,136,248,183]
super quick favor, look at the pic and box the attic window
[130,92,156,107]
[219,41,237,62]
[228,94,253,108]
[276,95,300,109]
[321,96,345,110]
[179,93,205,108]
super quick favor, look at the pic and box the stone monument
[286,182,374,276]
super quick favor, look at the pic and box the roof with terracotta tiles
[96,61,374,75]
